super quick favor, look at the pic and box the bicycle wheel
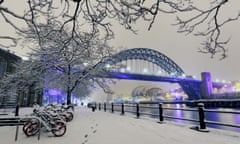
[23,121,40,137]
[51,121,66,137]
[66,112,74,122]
[22,121,31,132]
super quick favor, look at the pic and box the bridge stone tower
[200,72,213,98]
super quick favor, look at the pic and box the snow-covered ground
[0,106,239,144]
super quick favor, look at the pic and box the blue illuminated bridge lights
[100,48,185,77]
[100,48,236,100]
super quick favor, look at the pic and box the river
[162,104,240,132]
[123,104,240,132]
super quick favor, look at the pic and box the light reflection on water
[138,104,240,132]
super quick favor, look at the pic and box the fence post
[15,104,19,141]
[121,103,124,115]
[98,103,101,111]
[111,102,114,113]
[104,103,106,112]
[158,103,164,123]
[15,104,19,116]
[136,103,140,118]
[198,103,208,132]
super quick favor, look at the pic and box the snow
[0,106,239,144]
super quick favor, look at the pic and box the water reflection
[205,110,222,129]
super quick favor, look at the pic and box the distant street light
[126,66,131,71]
[21,56,29,61]
[182,74,186,78]
[120,68,125,73]
[105,64,111,68]
[157,70,162,75]
[143,68,148,73]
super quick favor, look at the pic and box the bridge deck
[0,107,239,144]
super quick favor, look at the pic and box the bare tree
[22,21,114,104]
[0,0,238,59]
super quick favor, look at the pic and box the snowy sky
[1,1,239,81]
[1,1,240,98]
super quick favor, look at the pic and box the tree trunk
[67,64,71,105]
[67,86,71,104]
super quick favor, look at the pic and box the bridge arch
[102,48,185,77]
[99,48,201,100]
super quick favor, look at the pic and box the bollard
[95,102,97,110]
[121,103,124,115]
[197,103,209,132]
[136,103,140,118]
[158,103,164,123]
[104,103,106,112]
[111,103,114,113]
[15,104,19,116]
[92,105,95,112]
[99,103,101,111]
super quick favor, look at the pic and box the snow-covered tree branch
[0,0,239,59]
[20,19,115,104]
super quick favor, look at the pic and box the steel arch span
[102,48,185,77]
[98,48,202,100]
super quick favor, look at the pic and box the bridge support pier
[200,72,213,99]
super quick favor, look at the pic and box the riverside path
[0,106,239,144]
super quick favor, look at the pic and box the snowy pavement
[0,106,240,144]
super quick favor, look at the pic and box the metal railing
[91,102,240,132]
[0,105,42,141]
